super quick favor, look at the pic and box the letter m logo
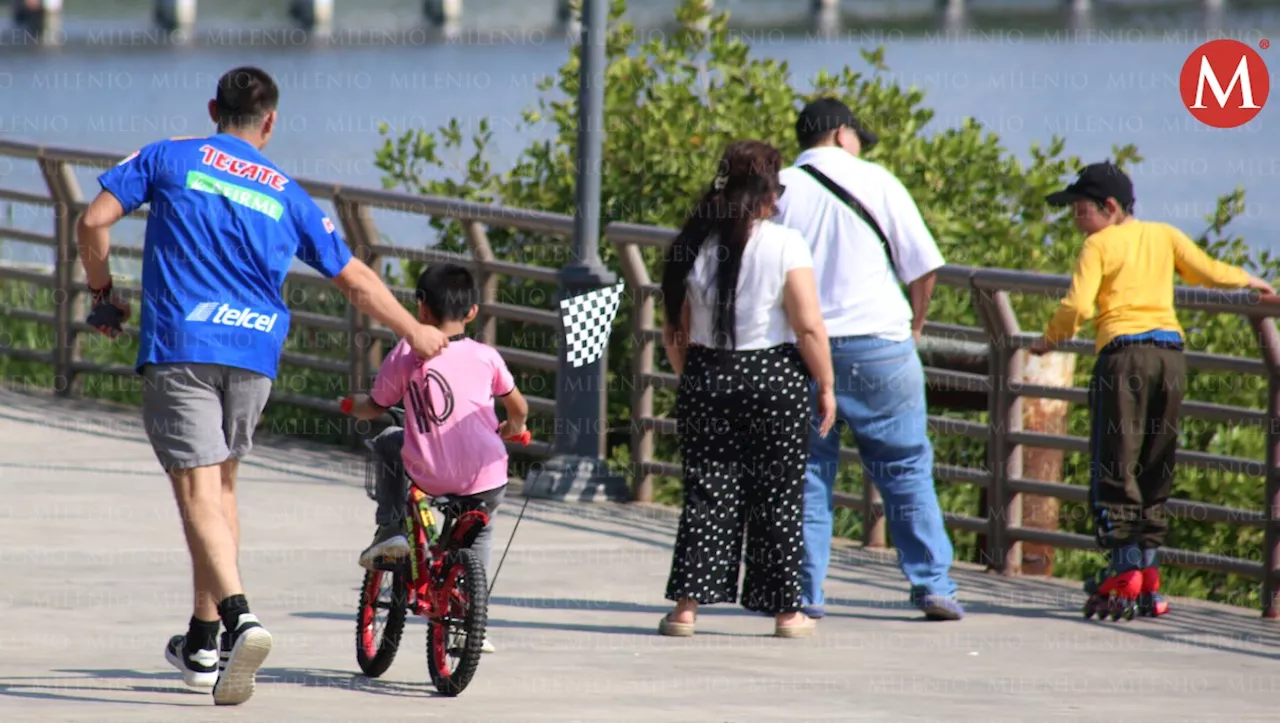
[1191,55,1259,109]
[1179,39,1270,129]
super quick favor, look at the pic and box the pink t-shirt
[370,336,516,497]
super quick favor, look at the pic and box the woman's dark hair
[659,140,784,352]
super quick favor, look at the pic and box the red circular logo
[1179,39,1270,128]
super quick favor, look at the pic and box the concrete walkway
[1,386,1277,722]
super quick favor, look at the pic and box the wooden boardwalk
[0,385,1276,721]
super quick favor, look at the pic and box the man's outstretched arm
[292,194,449,361]
[330,258,449,359]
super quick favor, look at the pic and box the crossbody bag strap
[799,163,897,274]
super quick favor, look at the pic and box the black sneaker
[212,613,273,706]
[165,634,219,690]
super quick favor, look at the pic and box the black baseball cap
[796,97,879,150]
[1046,161,1135,211]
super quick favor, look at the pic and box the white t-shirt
[774,146,945,341]
[686,219,815,351]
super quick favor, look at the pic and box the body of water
[2,0,1279,269]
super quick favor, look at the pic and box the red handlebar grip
[339,396,354,415]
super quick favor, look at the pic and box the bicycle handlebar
[338,396,530,445]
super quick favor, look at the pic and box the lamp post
[524,0,629,503]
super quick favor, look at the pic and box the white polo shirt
[686,219,814,350]
[774,146,944,341]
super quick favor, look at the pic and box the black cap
[796,97,879,151]
[1046,161,1135,210]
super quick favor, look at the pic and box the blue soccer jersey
[97,133,353,380]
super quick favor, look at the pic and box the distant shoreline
[3,0,1278,51]
[0,22,1274,51]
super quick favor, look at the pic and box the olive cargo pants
[1087,341,1186,553]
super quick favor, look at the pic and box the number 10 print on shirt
[407,369,455,431]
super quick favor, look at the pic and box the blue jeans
[803,335,958,606]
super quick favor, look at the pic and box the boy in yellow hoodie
[1029,161,1274,619]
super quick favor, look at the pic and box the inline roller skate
[1082,568,1142,622]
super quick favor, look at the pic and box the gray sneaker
[358,524,410,570]
[918,594,965,621]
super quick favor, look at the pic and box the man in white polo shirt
[774,97,963,620]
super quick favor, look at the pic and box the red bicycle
[350,403,530,695]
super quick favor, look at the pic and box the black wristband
[89,281,113,305]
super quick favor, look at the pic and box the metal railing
[3,138,1280,617]
[0,138,566,460]
[607,222,1280,619]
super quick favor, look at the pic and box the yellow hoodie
[1043,220,1252,352]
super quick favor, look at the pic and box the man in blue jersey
[75,66,450,706]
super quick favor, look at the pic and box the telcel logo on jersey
[185,302,279,333]
[1180,38,1271,128]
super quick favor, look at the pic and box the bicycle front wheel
[355,567,407,678]
[426,548,488,696]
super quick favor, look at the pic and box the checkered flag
[560,280,626,368]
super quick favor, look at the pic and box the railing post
[974,284,1023,574]
[463,220,498,346]
[154,0,197,34]
[289,0,334,32]
[335,196,380,448]
[614,238,654,502]
[38,156,82,398]
[1018,349,1076,576]
[13,0,63,45]
[1251,315,1280,618]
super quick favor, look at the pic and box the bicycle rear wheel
[426,548,488,696]
[355,566,407,678]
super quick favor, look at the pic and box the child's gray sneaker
[359,524,410,570]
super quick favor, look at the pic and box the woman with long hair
[658,139,837,638]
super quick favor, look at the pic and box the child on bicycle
[1029,161,1273,618]
[342,262,528,650]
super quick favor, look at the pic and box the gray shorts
[141,363,272,472]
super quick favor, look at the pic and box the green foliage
[0,277,360,446]
[386,0,1270,607]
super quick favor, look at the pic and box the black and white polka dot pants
[664,344,810,615]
